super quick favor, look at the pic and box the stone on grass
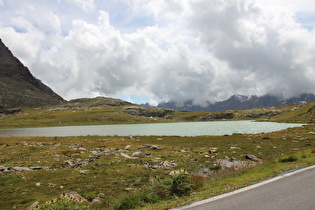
[120,153,137,159]
[124,145,131,150]
[245,154,262,162]
[24,201,39,210]
[64,192,88,202]
[131,151,145,158]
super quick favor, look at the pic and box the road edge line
[173,164,315,209]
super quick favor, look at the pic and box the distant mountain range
[144,93,315,111]
[0,39,64,108]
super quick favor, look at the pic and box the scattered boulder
[145,161,178,169]
[90,147,114,156]
[64,160,75,167]
[92,197,101,203]
[229,146,241,150]
[69,144,86,150]
[216,158,253,169]
[78,170,89,175]
[64,159,90,167]
[124,145,131,150]
[48,183,56,188]
[209,147,218,154]
[138,144,162,150]
[120,153,137,159]
[20,142,61,147]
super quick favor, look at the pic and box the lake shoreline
[0,121,305,137]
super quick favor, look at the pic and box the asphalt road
[174,165,315,210]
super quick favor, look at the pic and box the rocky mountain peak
[0,39,64,108]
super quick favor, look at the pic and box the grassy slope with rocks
[0,124,315,209]
[0,99,315,209]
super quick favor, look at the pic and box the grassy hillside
[0,99,314,128]
[269,102,315,123]
[1,98,315,209]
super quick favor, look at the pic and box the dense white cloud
[0,0,314,104]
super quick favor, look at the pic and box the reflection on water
[0,121,305,137]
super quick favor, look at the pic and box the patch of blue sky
[12,26,27,33]
[296,12,315,30]
[97,0,155,32]
[119,94,152,105]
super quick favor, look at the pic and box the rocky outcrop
[123,106,174,118]
[243,110,283,118]
[200,112,234,121]
[0,107,21,115]
[0,166,48,173]
[67,97,133,108]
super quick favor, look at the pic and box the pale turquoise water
[0,121,305,137]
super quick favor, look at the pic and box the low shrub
[37,195,88,210]
[114,170,195,209]
[114,188,158,210]
[153,178,172,200]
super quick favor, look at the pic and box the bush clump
[114,188,158,210]
[170,172,193,197]
[114,170,194,210]
[279,155,298,163]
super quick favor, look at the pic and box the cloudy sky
[0,0,315,106]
